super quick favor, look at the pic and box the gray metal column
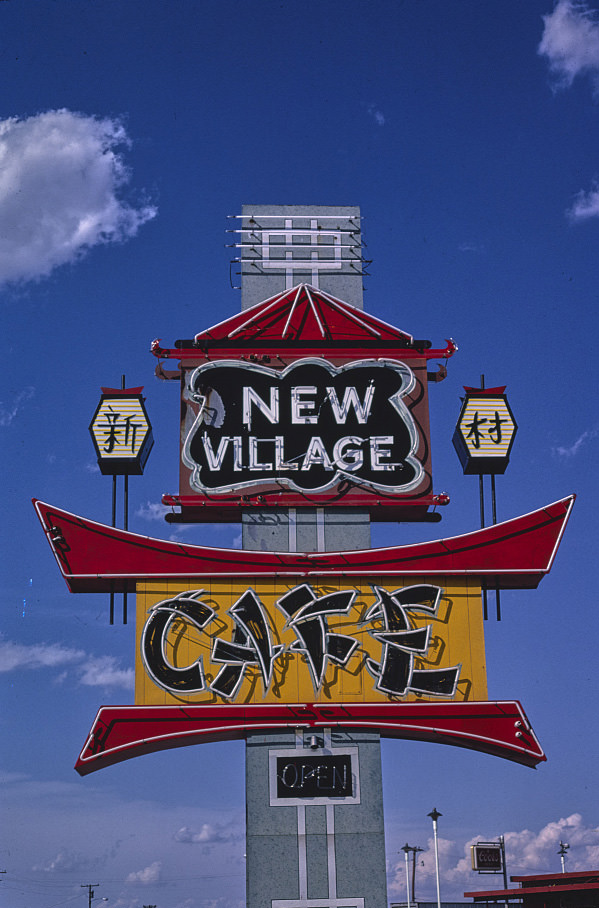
[242,508,371,553]
[246,729,388,908]
[233,204,365,311]
[233,204,371,554]
[237,206,387,908]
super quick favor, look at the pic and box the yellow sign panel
[135,577,487,706]
[89,393,153,475]
[456,397,516,460]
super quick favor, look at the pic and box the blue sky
[1,1,598,907]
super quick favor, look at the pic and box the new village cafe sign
[34,285,574,773]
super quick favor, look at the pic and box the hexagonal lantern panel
[453,386,517,475]
[89,387,153,475]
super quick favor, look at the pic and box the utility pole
[81,883,108,908]
[81,884,99,908]
[411,845,424,904]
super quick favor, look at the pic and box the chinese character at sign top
[465,410,507,449]
[89,390,153,475]
[453,389,517,475]
[102,407,140,454]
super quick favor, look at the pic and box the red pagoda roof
[33,495,574,594]
[195,283,414,343]
[151,283,457,361]
[75,700,546,775]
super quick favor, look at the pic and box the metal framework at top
[227,211,370,290]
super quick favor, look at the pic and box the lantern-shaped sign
[453,386,517,475]
[90,387,153,475]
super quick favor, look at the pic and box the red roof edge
[32,495,574,593]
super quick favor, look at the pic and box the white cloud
[0,638,85,671]
[0,386,34,426]
[458,241,485,254]
[173,823,241,845]
[539,4,599,221]
[553,426,598,456]
[0,109,156,288]
[203,900,244,908]
[568,182,599,220]
[78,655,134,690]
[33,849,88,873]
[539,1,599,91]
[0,637,133,689]
[126,860,162,884]
[388,814,599,899]
[136,500,168,521]
[367,104,386,126]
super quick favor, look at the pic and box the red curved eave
[32,496,574,593]
[75,701,545,775]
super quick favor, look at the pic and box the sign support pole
[240,206,387,908]
[478,375,489,621]
[89,373,153,625]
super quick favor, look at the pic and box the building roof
[465,869,599,901]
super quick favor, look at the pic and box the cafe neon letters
[135,577,485,707]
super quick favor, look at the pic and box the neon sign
[182,358,425,497]
[135,578,484,707]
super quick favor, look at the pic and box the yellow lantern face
[453,393,517,475]
[89,394,153,474]
[135,576,487,706]
[457,397,516,459]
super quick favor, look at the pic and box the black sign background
[182,358,422,495]
[472,845,503,872]
[276,754,353,798]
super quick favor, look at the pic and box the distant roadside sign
[471,843,503,872]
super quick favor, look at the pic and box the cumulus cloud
[0,387,34,426]
[539,4,599,221]
[126,860,162,884]
[0,637,133,689]
[0,109,156,288]
[173,823,241,845]
[388,814,599,899]
[539,0,599,91]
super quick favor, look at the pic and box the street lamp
[428,808,442,908]
[557,841,569,874]
[401,843,424,905]
[401,844,412,908]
